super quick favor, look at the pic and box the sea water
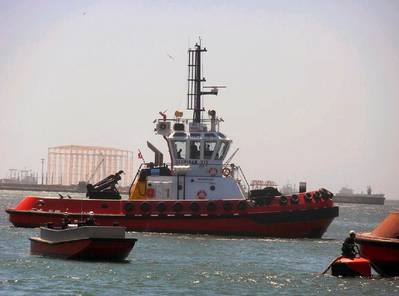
[1,190,398,295]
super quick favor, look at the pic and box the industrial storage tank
[46,145,133,187]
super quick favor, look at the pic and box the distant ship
[334,186,385,205]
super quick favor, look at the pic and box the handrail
[155,118,222,124]
[237,166,250,197]
[229,164,250,197]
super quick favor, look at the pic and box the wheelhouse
[168,130,231,168]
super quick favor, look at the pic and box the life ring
[313,191,321,200]
[221,167,231,177]
[157,202,166,213]
[209,167,218,176]
[124,202,134,212]
[291,194,299,204]
[197,190,207,199]
[279,195,288,205]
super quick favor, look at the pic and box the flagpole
[138,149,146,164]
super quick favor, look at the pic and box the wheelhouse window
[216,141,229,160]
[173,141,186,159]
[173,132,187,138]
[204,141,217,159]
[190,141,201,159]
[217,132,226,139]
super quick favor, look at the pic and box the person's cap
[89,211,94,215]
[349,230,356,235]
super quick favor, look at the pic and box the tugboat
[6,43,338,238]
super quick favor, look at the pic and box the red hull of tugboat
[30,237,136,261]
[7,193,338,238]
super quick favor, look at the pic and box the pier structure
[46,145,133,187]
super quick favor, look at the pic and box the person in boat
[85,211,96,226]
[177,148,183,159]
[341,230,359,258]
[204,144,213,158]
[190,142,200,159]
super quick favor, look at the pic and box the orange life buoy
[221,167,231,177]
[209,167,218,176]
[197,190,207,199]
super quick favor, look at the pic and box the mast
[187,43,218,124]
[194,44,202,123]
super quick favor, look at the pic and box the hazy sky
[1,0,398,198]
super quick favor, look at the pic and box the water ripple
[1,193,399,295]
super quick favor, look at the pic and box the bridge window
[173,132,187,138]
[205,133,217,138]
[190,133,201,138]
[204,141,217,159]
[173,141,186,159]
[217,132,226,139]
[216,141,229,160]
[190,141,201,159]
